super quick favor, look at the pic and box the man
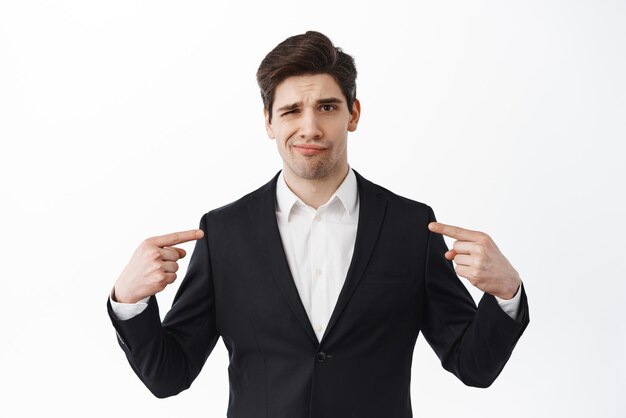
[108,31,529,418]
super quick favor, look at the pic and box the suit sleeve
[420,206,529,388]
[106,213,220,398]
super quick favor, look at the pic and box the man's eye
[320,104,336,112]
[281,109,298,117]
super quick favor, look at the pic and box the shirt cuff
[494,283,523,320]
[109,288,150,321]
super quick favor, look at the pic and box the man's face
[264,73,360,181]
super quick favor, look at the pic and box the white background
[1,1,625,416]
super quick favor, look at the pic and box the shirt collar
[276,166,358,220]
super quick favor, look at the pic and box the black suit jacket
[108,169,529,418]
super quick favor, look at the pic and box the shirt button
[314,268,322,278]
[313,215,321,222]
[316,325,323,332]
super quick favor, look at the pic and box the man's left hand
[428,221,521,300]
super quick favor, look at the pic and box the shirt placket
[309,208,328,341]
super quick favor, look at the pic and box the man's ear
[347,99,361,132]
[264,108,275,139]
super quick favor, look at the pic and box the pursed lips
[292,144,327,155]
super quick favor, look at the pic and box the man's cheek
[282,131,298,148]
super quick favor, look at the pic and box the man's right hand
[113,229,205,304]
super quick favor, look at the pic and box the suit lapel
[248,171,320,346]
[247,169,388,347]
[320,169,387,344]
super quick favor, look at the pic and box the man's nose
[298,111,322,140]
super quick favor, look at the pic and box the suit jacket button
[316,352,326,362]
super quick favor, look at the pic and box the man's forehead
[273,74,344,107]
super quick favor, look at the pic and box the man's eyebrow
[276,102,301,113]
[276,97,344,113]
[317,97,343,105]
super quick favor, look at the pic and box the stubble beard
[287,147,337,181]
[289,159,334,180]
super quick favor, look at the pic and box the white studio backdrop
[1,0,624,416]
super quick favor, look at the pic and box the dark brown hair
[256,31,357,122]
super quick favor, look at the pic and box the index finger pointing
[428,222,481,241]
[150,229,204,247]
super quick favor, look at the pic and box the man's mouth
[293,144,327,156]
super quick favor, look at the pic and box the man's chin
[287,161,333,181]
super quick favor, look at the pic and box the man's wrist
[110,287,149,305]
[494,282,523,320]
[109,287,150,321]
[493,275,522,300]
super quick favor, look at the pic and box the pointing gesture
[428,222,521,300]
[114,229,205,304]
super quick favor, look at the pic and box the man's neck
[282,164,350,210]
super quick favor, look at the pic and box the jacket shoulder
[379,184,430,211]
[355,170,433,218]
[202,172,278,223]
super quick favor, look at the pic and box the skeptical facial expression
[264,73,360,181]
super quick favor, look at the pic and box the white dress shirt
[274,167,359,341]
[111,167,522,338]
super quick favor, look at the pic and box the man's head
[257,31,361,182]
[256,31,358,124]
